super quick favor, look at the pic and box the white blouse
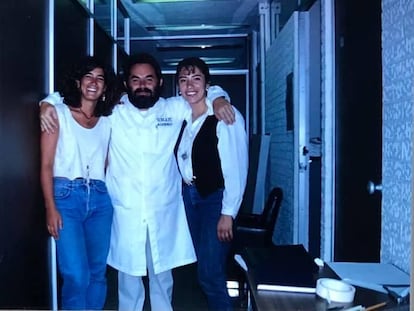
[176,101,248,218]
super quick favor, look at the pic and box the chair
[233,187,283,252]
[226,187,283,306]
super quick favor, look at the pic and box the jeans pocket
[54,184,71,200]
[94,181,108,194]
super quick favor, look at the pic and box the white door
[293,10,310,248]
[293,1,321,251]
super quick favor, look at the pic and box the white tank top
[53,103,111,181]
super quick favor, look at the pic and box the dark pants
[182,185,233,311]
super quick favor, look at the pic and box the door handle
[367,181,382,194]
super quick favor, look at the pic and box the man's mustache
[134,88,153,96]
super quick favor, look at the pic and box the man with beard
[39,53,235,311]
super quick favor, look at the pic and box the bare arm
[40,126,62,239]
[205,85,235,124]
[40,102,59,134]
[212,97,235,125]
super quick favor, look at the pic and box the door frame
[320,0,336,262]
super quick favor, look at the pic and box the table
[240,247,406,311]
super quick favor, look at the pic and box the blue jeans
[54,177,113,310]
[182,185,232,311]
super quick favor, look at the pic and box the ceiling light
[133,0,217,3]
[158,44,214,48]
[164,57,235,66]
[146,24,248,32]
[156,43,243,51]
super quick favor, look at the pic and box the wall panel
[94,22,114,67]
[0,1,49,308]
[54,0,88,90]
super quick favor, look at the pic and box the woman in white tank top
[40,56,119,310]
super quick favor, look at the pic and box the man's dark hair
[61,56,119,116]
[122,53,163,83]
[175,57,211,85]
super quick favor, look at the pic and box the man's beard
[128,87,160,109]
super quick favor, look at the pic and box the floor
[104,263,248,311]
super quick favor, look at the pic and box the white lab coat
[106,94,197,276]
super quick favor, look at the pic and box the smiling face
[78,67,106,102]
[126,63,163,109]
[178,65,209,107]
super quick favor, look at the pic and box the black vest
[192,116,224,197]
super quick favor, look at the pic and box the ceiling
[95,0,312,71]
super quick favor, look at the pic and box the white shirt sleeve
[206,85,230,102]
[39,92,64,106]
[217,108,248,218]
[164,95,191,120]
[40,85,229,108]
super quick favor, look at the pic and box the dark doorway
[334,0,382,262]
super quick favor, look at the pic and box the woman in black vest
[175,57,248,311]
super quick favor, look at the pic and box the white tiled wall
[265,15,296,244]
[381,0,414,273]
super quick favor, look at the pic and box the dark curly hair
[175,57,211,85]
[122,53,163,84]
[60,56,120,117]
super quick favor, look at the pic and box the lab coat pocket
[106,176,134,209]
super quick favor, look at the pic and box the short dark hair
[61,56,119,116]
[122,53,162,83]
[175,57,211,85]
